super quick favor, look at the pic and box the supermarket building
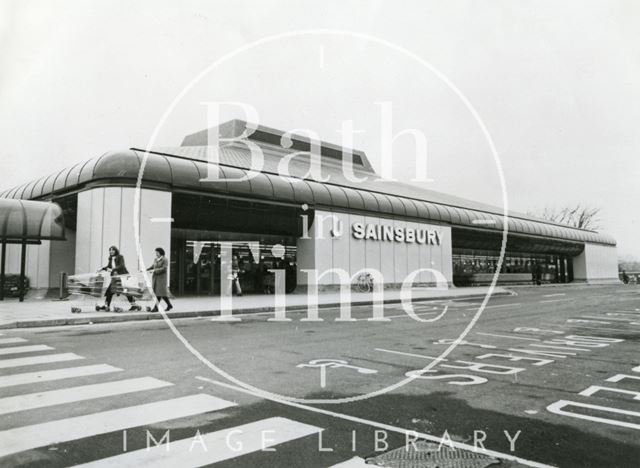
[0,120,619,296]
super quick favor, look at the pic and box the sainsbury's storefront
[0,120,619,295]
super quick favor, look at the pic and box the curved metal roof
[0,148,615,246]
[0,199,66,241]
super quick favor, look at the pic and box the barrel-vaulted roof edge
[0,198,66,241]
[0,149,616,247]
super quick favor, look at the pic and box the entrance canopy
[0,199,66,243]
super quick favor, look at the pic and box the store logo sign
[352,222,441,245]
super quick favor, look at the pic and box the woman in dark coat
[99,246,138,311]
[146,247,173,312]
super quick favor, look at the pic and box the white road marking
[384,310,438,319]
[0,353,84,369]
[0,345,54,356]
[543,293,566,298]
[0,364,122,388]
[539,298,572,303]
[0,338,28,345]
[375,348,442,360]
[197,376,556,468]
[76,417,322,467]
[582,316,639,322]
[0,394,237,458]
[465,303,520,310]
[0,377,173,415]
[331,457,371,467]
[476,332,540,341]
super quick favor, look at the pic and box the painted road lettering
[547,365,640,430]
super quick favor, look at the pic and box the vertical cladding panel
[418,233,432,284]
[119,188,138,275]
[139,190,172,273]
[102,187,123,264]
[393,219,408,284]
[296,205,316,287]
[296,236,315,286]
[430,225,444,282]
[379,219,396,284]
[572,250,587,281]
[406,221,420,285]
[49,230,76,288]
[585,243,618,281]
[25,241,50,289]
[364,216,382,276]
[89,188,105,272]
[313,210,334,285]
[75,190,93,274]
[349,213,366,281]
[331,212,350,278]
[439,227,453,283]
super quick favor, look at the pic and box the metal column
[0,241,5,301]
[19,241,26,302]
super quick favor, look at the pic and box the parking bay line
[465,303,521,310]
[475,332,540,341]
[375,348,442,360]
[0,353,84,369]
[0,394,237,458]
[543,293,566,298]
[0,364,122,388]
[196,376,555,468]
[0,377,173,415]
[75,417,322,467]
[539,298,573,303]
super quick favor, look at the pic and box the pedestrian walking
[97,246,138,311]
[146,247,173,312]
[621,270,629,284]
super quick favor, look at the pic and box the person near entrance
[232,254,243,296]
[98,246,139,311]
[146,247,173,312]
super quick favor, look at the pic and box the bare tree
[531,204,602,230]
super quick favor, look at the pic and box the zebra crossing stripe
[330,457,371,467]
[0,394,236,458]
[75,417,322,467]
[0,338,28,345]
[0,377,173,415]
[0,364,122,388]
[0,345,54,356]
[0,353,84,369]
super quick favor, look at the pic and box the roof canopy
[0,199,65,242]
[0,120,615,248]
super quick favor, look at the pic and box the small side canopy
[0,199,66,302]
[0,199,66,242]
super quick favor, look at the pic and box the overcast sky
[1,0,638,258]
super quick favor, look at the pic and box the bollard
[59,271,68,300]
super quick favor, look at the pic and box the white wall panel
[75,190,92,274]
[89,188,105,271]
[364,215,382,275]
[139,189,172,273]
[119,188,138,274]
[348,213,366,278]
[379,218,396,283]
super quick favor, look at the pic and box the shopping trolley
[67,272,149,313]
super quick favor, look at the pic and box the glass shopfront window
[170,231,297,296]
[452,249,570,285]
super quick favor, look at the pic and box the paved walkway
[0,286,513,329]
